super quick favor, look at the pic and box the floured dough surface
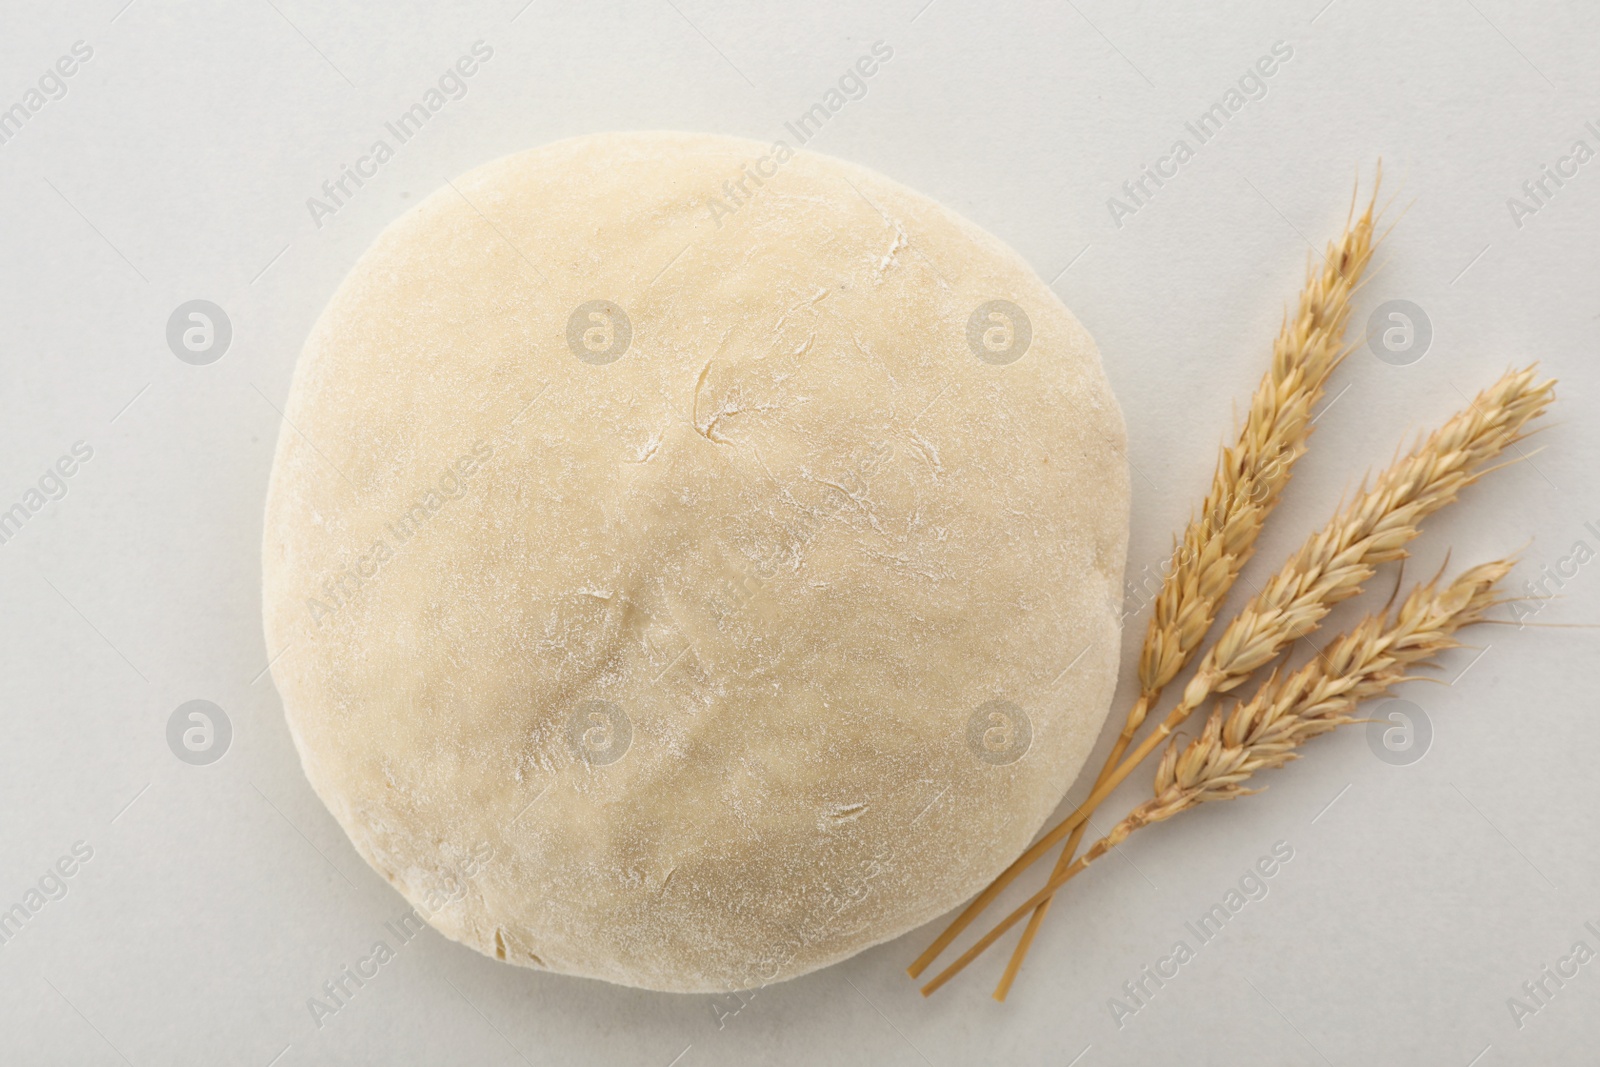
[262,131,1129,993]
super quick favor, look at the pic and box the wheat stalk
[918,557,1513,995]
[988,172,1384,998]
[912,365,1555,986]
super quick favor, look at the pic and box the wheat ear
[919,557,1512,995]
[912,365,1555,984]
[986,172,1384,998]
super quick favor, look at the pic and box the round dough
[262,131,1129,993]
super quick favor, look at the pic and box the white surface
[0,1,1595,1064]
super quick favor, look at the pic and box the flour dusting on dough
[260,132,1129,994]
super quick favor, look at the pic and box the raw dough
[262,131,1129,993]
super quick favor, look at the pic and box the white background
[1,1,1597,1064]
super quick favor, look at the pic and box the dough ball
[262,131,1129,993]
